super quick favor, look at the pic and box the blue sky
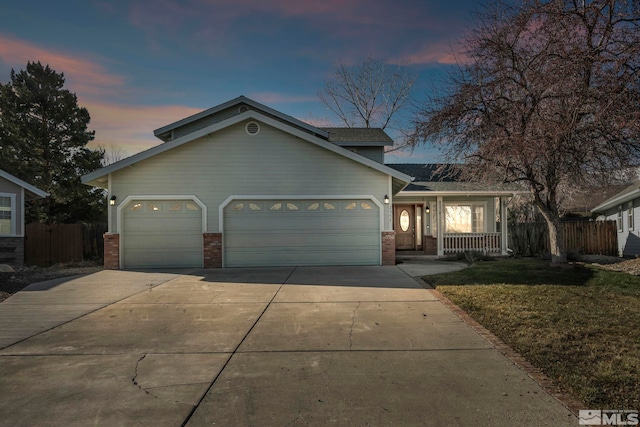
[0,0,478,163]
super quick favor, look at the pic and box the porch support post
[500,197,509,255]
[437,196,444,256]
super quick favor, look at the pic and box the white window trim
[443,201,488,234]
[0,192,17,236]
[628,202,634,231]
[618,205,623,232]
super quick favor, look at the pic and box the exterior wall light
[109,196,117,206]
[425,205,430,214]
[384,195,389,204]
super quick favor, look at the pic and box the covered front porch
[392,196,510,256]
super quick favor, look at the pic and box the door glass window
[400,210,410,232]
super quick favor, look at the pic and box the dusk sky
[0,0,479,163]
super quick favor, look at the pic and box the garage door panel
[122,199,203,268]
[224,199,380,267]
[225,232,380,249]
[225,248,380,267]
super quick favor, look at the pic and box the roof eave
[397,190,519,197]
[592,188,640,212]
[0,169,48,198]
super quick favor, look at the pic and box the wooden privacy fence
[509,220,617,257]
[25,223,108,267]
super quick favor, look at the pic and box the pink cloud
[0,34,126,96]
[84,101,204,154]
[391,40,467,66]
[0,33,204,157]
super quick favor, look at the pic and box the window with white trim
[445,203,485,233]
[0,194,15,235]
[628,202,634,231]
[617,205,623,232]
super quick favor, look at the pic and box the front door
[394,205,415,250]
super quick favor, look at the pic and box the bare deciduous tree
[318,57,416,132]
[410,0,640,264]
[94,143,127,166]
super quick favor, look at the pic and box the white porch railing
[443,233,502,254]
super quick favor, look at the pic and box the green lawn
[425,258,640,410]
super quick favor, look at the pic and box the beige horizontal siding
[111,120,389,232]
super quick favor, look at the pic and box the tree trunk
[536,206,567,265]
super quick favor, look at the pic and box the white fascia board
[82,110,412,187]
[397,190,517,197]
[0,169,48,198]
[592,188,640,212]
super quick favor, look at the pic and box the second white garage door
[223,199,381,267]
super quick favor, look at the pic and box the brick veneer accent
[203,233,222,268]
[381,231,396,265]
[103,234,120,269]
[424,236,437,255]
[0,237,24,267]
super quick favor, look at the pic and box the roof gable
[0,169,48,199]
[154,96,328,142]
[83,109,412,188]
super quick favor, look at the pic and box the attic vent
[238,105,249,113]
[245,121,260,135]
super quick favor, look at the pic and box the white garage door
[223,199,380,267]
[122,199,203,268]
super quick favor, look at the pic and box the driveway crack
[348,302,360,350]
[132,353,157,399]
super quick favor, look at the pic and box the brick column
[103,234,120,269]
[424,236,437,255]
[381,231,396,266]
[203,233,222,268]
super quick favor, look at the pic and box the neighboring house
[0,169,48,267]
[592,182,640,257]
[82,96,517,269]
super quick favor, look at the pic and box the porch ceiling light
[384,195,389,204]
[109,195,116,206]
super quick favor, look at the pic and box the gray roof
[0,169,48,199]
[386,164,522,194]
[592,181,640,212]
[320,128,394,146]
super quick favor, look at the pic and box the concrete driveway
[0,266,576,426]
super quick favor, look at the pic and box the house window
[628,202,634,231]
[0,195,14,235]
[445,203,485,233]
[618,206,623,232]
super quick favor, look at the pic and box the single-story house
[592,181,640,257]
[82,96,517,269]
[0,169,48,267]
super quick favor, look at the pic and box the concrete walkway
[0,266,577,426]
